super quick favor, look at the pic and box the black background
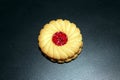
[0,0,120,80]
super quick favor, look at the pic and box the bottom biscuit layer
[50,48,82,63]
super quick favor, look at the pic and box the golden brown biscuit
[38,19,83,63]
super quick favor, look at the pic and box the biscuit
[38,19,83,63]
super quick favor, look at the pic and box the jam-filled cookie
[38,19,83,63]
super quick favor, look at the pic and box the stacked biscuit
[38,19,83,63]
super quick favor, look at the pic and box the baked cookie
[38,19,83,63]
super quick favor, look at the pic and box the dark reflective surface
[0,0,120,80]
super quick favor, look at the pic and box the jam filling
[52,31,68,46]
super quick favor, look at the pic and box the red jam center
[52,32,68,46]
